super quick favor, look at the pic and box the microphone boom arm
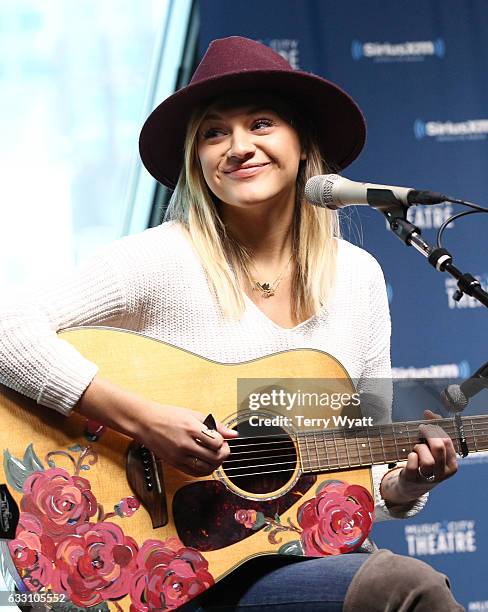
[379,199,488,309]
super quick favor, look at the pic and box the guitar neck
[296,414,488,473]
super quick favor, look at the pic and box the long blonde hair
[165,97,340,323]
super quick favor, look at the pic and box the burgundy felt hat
[139,36,366,189]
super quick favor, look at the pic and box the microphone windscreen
[440,385,469,412]
[305,175,338,207]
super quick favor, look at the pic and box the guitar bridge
[126,442,168,528]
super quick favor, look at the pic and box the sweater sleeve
[0,252,129,416]
[359,256,429,522]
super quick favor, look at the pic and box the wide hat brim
[139,68,366,189]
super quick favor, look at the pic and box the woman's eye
[201,127,226,139]
[253,118,274,130]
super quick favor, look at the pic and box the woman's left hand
[381,410,458,506]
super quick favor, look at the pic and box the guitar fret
[355,432,363,466]
[332,429,341,469]
[296,433,306,472]
[470,418,478,452]
[379,425,387,463]
[366,426,375,464]
[391,423,400,462]
[349,430,361,467]
[446,419,458,454]
[322,431,330,470]
[313,432,321,471]
[341,429,351,467]
[398,426,409,459]
[406,424,412,456]
[303,433,313,473]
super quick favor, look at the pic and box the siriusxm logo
[414,118,488,141]
[392,361,471,379]
[259,38,300,69]
[469,601,488,611]
[351,38,445,62]
[445,274,488,309]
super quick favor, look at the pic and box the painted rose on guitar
[18,467,98,538]
[5,444,215,611]
[4,439,373,610]
[235,479,374,557]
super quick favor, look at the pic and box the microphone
[441,361,488,412]
[305,174,448,210]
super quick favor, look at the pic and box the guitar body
[0,328,374,610]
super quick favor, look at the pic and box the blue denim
[181,553,371,611]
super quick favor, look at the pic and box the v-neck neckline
[243,293,322,332]
[173,222,325,332]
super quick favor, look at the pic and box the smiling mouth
[224,163,270,178]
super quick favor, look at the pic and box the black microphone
[304,174,448,210]
[441,361,488,412]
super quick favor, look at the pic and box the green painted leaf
[251,512,266,530]
[23,444,45,472]
[278,540,304,556]
[3,445,45,493]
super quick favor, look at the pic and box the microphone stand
[374,192,488,309]
[369,191,488,455]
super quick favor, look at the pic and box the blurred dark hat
[139,36,366,188]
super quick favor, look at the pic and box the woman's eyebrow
[203,107,274,121]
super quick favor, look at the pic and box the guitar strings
[226,427,488,455]
[227,430,488,452]
[221,420,488,477]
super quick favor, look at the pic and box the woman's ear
[300,150,307,161]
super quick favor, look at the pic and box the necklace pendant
[254,281,275,298]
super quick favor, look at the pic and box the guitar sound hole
[223,420,297,495]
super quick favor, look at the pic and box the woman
[0,36,461,610]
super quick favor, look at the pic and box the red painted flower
[52,521,138,608]
[297,480,374,556]
[234,509,258,528]
[130,537,214,611]
[115,496,141,518]
[21,468,97,539]
[8,513,55,591]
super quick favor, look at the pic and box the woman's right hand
[75,375,238,477]
[139,402,238,476]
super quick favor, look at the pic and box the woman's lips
[225,163,270,179]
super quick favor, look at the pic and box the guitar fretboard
[296,415,488,472]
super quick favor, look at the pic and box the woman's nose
[227,127,256,159]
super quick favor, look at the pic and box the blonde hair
[165,99,340,324]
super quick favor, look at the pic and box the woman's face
[196,95,305,212]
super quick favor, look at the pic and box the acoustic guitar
[0,327,486,611]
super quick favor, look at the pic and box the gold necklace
[252,254,293,298]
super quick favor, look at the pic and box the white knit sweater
[0,221,427,522]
